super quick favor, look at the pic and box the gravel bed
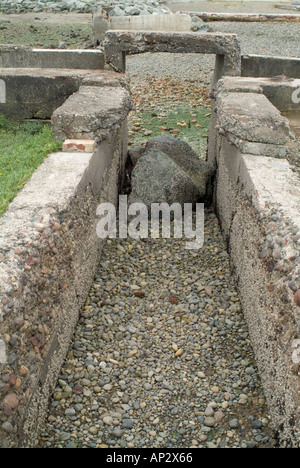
[168,1,293,15]
[39,10,294,449]
[126,19,300,86]
[40,209,275,449]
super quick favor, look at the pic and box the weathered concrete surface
[0,142,129,448]
[242,55,300,80]
[51,84,131,144]
[0,68,127,120]
[209,75,300,114]
[144,136,214,199]
[0,45,105,70]
[216,92,290,146]
[209,76,300,447]
[128,148,201,208]
[182,11,300,22]
[103,30,241,82]
[93,12,193,44]
[208,76,298,166]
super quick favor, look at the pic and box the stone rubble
[0,0,171,15]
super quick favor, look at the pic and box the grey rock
[128,149,201,208]
[128,146,145,167]
[251,420,263,429]
[111,428,124,438]
[144,136,215,198]
[122,418,134,429]
[1,421,14,433]
[229,419,239,429]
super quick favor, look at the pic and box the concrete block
[93,12,193,44]
[216,92,290,146]
[208,74,300,447]
[242,55,300,80]
[51,85,132,143]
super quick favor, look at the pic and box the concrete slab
[0,45,105,70]
[103,29,241,83]
[51,84,132,143]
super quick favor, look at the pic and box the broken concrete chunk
[216,92,290,146]
[52,85,132,143]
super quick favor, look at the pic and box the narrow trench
[39,65,276,449]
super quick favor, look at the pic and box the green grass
[0,21,92,48]
[129,106,211,157]
[0,115,62,216]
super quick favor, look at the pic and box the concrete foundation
[0,70,131,448]
[0,68,128,120]
[209,76,300,447]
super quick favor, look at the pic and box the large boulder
[144,136,215,199]
[128,149,201,208]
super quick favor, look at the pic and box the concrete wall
[92,12,194,45]
[0,46,105,70]
[0,68,129,120]
[0,73,131,448]
[242,55,300,80]
[209,76,300,447]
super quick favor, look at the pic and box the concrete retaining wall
[242,55,300,80]
[0,68,128,120]
[0,72,131,448]
[209,76,300,447]
[0,45,105,70]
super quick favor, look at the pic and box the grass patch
[129,106,211,156]
[0,115,62,216]
[0,21,91,48]
[128,76,211,157]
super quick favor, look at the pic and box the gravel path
[126,18,300,85]
[40,209,275,449]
